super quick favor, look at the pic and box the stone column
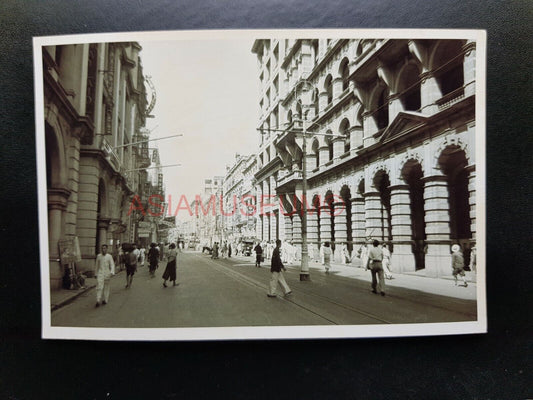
[364,191,383,239]
[349,126,363,151]
[351,197,366,245]
[319,146,329,166]
[319,205,332,243]
[463,41,476,97]
[292,213,302,245]
[97,217,111,250]
[332,77,343,99]
[48,187,71,290]
[307,207,319,262]
[419,72,441,115]
[270,211,278,241]
[362,112,377,148]
[333,201,348,262]
[318,91,328,113]
[423,175,452,277]
[332,137,344,159]
[388,93,403,123]
[389,185,416,273]
[466,165,476,241]
[284,215,293,243]
[257,215,263,241]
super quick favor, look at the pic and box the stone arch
[395,61,422,111]
[369,79,390,130]
[433,135,470,171]
[398,151,424,182]
[45,120,68,189]
[338,57,351,91]
[311,137,320,169]
[369,163,391,188]
[355,40,364,58]
[429,40,466,97]
[338,117,351,153]
[324,74,333,104]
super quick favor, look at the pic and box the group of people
[93,241,182,308]
[210,241,233,259]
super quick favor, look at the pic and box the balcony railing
[101,137,120,171]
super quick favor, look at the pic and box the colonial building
[222,154,257,242]
[43,42,156,289]
[252,38,476,277]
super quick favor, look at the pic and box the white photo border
[34,28,487,341]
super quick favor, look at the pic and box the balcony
[101,137,120,172]
[277,170,302,189]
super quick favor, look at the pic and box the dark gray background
[0,0,531,399]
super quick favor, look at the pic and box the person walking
[368,239,386,296]
[254,241,263,267]
[267,239,292,298]
[221,241,228,259]
[94,244,115,307]
[321,242,333,274]
[451,244,468,287]
[382,243,393,280]
[147,242,160,277]
[139,246,146,268]
[162,243,179,287]
[124,243,138,289]
[228,242,232,258]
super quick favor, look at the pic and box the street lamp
[294,79,315,281]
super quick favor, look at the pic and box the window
[325,75,333,105]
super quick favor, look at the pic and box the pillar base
[391,244,416,273]
[425,244,452,277]
[300,273,311,281]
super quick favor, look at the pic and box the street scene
[37,31,483,336]
[51,249,477,328]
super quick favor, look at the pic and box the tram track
[201,255,393,325]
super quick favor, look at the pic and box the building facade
[252,38,476,277]
[43,42,157,289]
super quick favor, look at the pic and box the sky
[139,39,260,220]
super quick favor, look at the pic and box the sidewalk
[50,267,129,311]
[229,253,477,301]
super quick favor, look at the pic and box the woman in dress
[162,243,178,287]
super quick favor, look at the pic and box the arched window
[325,75,333,105]
[340,58,350,91]
[296,101,302,122]
[398,63,421,111]
[432,40,465,97]
[313,88,319,116]
[374,85,389,130]
[339,118,350,153]
[312,139,320,169]
[287,110,293,125]
[355,42,363,57]
[326,131,334,161]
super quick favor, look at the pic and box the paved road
[51,251,477,328]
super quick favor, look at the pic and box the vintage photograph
[35,29,486,340]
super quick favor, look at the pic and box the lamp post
[294,79,315,281]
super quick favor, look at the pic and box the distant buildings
[43,42,163,289]
[251,38,476,277]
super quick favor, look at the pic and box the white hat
[451,244,461,253]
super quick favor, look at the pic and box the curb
[50,269,126,311]
[51,283,96,311]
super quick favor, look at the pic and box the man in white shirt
[95,244,115,307]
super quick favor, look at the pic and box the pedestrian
[267,239,292,298]
[228,242,232,258]
[162,242,179,287]
[469,245,477,273]
[139,246,146,267]
[254,241,263,267]
[341,242,348,264]
[451,244,468,287]
[221,241,228,259]
[118,245,124,272]
[94,244,115,307]
[212,242,219,259]
[132,243,140,264]
[124,243,138,289]
[360,241,370,270]
[321,242,333,273]
[368,239,386,296]
[147,242,160,277]
[382,243,393,280]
